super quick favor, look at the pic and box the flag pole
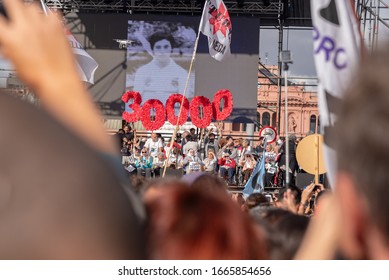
[284,67,290,187]
[40,0,49,15]
[162,5,205,178]
[315,134,319,185]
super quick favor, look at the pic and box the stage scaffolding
[44,0,282,18]
[41,0,389,134]
[44,1,389,32]
[357,0,389,51]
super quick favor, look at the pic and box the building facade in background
[223,64,319,139]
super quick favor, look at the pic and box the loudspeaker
[295,173,314,189]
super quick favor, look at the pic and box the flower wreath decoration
[140,99,166,131]
[212,89,233,121]
[189,96,212,128]
[121,91,142,123]
[165,94,190,126]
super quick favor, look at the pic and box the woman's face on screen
[153,39,172,61]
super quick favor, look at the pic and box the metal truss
[356,0,389,50]
[44,0,283,17]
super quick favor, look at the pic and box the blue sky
[259,5,389,78]
[259,27,316,77]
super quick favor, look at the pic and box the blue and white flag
[242,140,267,198]
[311,0,363,187]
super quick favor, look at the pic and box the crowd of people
[1,0,389,261]
[116,125,299,188]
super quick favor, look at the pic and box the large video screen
[126,20,196,105]
[71,14,259,121]
[196,17,259,122]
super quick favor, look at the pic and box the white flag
[66,31,99,84]
[199,0,232,61]
[42,3,98,84]
[311,0,363,186]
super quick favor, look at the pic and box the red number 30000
[122,89,233,131]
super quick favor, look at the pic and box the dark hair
[169,163,176,169]
[289,134,296,142]
[250,207,291,226]
[129,175,147,195]
[243,193,270,211]
[287,185,302,205]
[274,188,286,201]
[148,32,175,49]
[248,207,292,259]
[271,213,310,259]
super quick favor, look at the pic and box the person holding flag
[242,139,267,198]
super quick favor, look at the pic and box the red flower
[165,94,190,126]
[212,89,233,121]
[122,91,142,123]
[189,96,212,128]
[140,99,166,131]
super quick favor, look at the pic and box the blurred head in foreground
[335,47,389,259]
[145,183,267,259]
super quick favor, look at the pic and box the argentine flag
[242,139,267,198]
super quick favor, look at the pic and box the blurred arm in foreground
[0,0,116,155]
[0,0,144,259]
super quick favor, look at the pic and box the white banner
[67,32,99,84]
[42,3,98,84]
[199,0,232,61]
[311,0,363,186]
